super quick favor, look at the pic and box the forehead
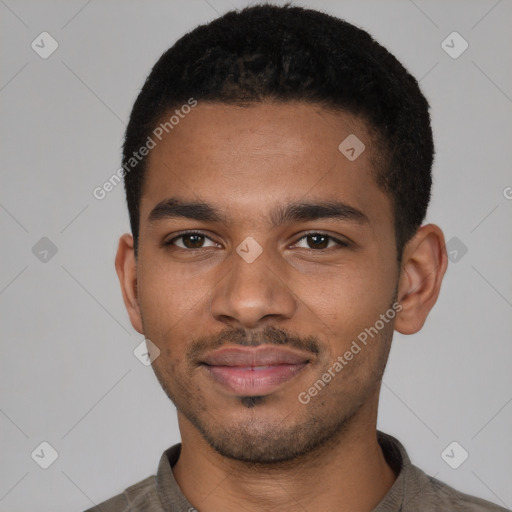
[140,102,391,226]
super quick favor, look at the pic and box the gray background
[1,0,511,510]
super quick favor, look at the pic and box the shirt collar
[155,430,414,511]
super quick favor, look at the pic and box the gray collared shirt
[84,431,508,511]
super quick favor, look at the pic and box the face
[125,102,403,463]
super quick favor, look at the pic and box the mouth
[200,345,311,396]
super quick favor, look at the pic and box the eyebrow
[148,198,227,224]
[270,201,369,226]
[147,197,369,227]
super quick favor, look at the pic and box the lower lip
[203,363,307,396]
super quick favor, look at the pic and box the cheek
[293,260,396,350]
[137,263,210,342]
[296,260,390,314]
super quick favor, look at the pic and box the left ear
[394,224,448,335]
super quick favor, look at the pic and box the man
[87,4,507,511]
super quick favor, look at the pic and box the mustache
[187,325,321,364]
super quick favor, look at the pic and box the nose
[210,245,297,329]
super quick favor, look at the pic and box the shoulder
[376,431,508,511]
[83,475,158,512]
[82,443,184,512]
[406,465,509,511]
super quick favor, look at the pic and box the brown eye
[294,233,348,250]
[166,232,218,249]
[306,234,329,249]
[181,234,205,248]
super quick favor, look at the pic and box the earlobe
[394,224,448,335]
[115,233,144,334]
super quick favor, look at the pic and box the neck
[172,389,397,512]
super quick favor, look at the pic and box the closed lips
[200,346,312,396]
[201,346,311,367]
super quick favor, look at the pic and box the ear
[394,224,448,335]
[115,233,144,334]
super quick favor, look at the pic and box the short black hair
[123,3,433,258]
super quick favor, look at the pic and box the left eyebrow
[269,201,369,227]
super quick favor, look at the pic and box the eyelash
[163,230,349,250]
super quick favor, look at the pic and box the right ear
[115,233,144,334]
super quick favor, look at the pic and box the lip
[200,345,311,396]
